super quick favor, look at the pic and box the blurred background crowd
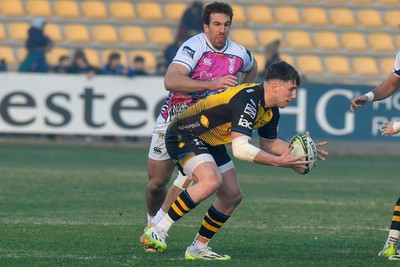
[0,1,208,79]
[0,0,398,85]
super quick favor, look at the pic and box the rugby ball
[288,133,318,175]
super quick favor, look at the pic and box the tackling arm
[164,63,238,93]
[350,73,400,112]
[371,73,400,101]
[240,58,258,84]
[379,75,400,136]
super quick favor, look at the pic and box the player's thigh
[148,116,170,161]
[167,136,217,180]
[183,145,227,188]
[191,159,221,185]
[207,145,238,196]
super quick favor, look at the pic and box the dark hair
[203,2,233,25]
[58,55,69,63]
[73,48,88,64]
[265,61,301,86]
[134,55,144,63]
[109,52,121,61]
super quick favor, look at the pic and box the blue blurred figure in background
[102,52,128,76]
[19,18,53,73]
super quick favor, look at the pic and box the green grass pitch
[0,142,399,266]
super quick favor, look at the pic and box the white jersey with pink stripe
[160,33,254,123]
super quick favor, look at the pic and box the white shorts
[184,154,235,179]
[148,114,171,160]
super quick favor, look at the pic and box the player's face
[203,13,231,50]
[274,81,297,108]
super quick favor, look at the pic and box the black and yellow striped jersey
[167,83,280,146]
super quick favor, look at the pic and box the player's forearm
[164,72,213,93]
[268,139,289,156]
[259,138,288,156]
[252,150,281,166]
[372,83,398,101]
[231,141,281,166]
[232,135,282,166]
[370,75,400,101]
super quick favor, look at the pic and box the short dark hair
[73,48,88,64]
[109,52,121,61]
[265,61,301,86]
[203,2,233,25]
[134,56,144,63]
[58,55,69,63]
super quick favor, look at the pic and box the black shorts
[166,132,231,176]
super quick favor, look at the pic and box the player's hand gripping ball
[288,133,318,175]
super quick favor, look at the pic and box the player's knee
[227,193,243,209]
[147,176,169,192]
[203,176,222,193]
[219,190,243,207]
[232,192,243,206]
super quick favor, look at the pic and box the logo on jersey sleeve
[238,115,253,129]
[244,103,257,119]
[182,46,195,59]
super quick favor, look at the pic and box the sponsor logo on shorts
[182,46,195,59]
[246,89,255,93]
[192,138,205,146]
[153,146,162,154]
[179,121,201,130]
[158,132,165,139]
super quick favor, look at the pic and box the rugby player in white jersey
[141,1,258,252]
